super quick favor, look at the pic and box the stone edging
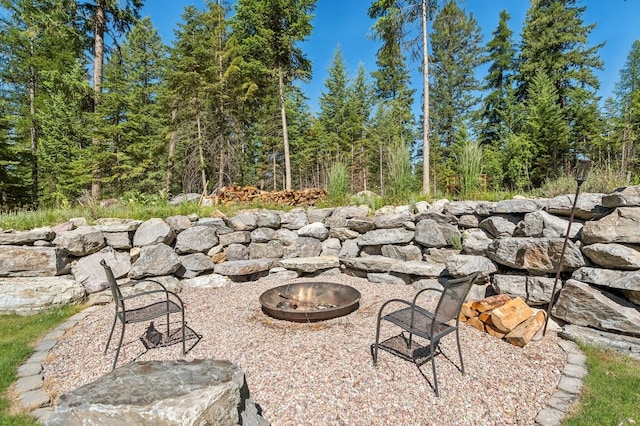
[14,306,585,425]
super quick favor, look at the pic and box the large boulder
[46,359,268,426]
[601,185,640,208]
[72,247,131,293]
[445,254,497,278]
[514,210,582,239]
[491,274,560,306]
[297,222,330,241]
[53,226,105,256]
[0,246,71,277]
[486,237,585,274]
[0,228,54,245]
[132,219,175,247]
[545,193,611,220]
[414,219,460,248]
[581,243,640,270]
[278,255,340,273]
[581,207,640,244]
[0,276,85,314]
[358,228,415,246]
[174,225,219,254]
[128,244,181,279]
[462,229,492,255]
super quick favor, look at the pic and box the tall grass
[386,140,414,202]
[459,140,483,197]
[327,162,350,205]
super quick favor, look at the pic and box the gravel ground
[43,275,566,425]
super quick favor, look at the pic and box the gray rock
[332,205,369,218]
[581,207,640,244]
[104,232,132,250]
[175,225,219,254]
[358,228,415,246]
[457,214,480,228]
[414,219,460,248]
[324,216,348,228]
[0,276,85,314]
[321,238,341,257]
[275,228,298,246]
[374,212,413,229]
[219,231,251,247]
[0,228,54,245]
[346,217,376,233]
[181,274,231,289]
[413,211,458,225]
[255,210,281,228]
[443,201,479,216]
[423,247,460,263]
[462,228,492,255]
[93,219,142,233]
[46,359,266,426]
[178,253,215,278]
[226,243,249,261]
[414,200,431,213]
[306,207,335,223]
[284,237,322,258]
[262,268,300,281]
[128,244,181,279]
[491,199,540,214]
[297,222,330,240]
[559,324,640,361]
[132,218,175,247]
[487,237,585,274]
[390,260,446,277]
[72,247,131,293]
[491,274,560,306]
[229,212,258,231]
[581,243,640,270]
[168,193,200,205]
[552,279,640,336]
[278,255,340,273]
[251,227,277,243]
[445,254,497,278]
[381,244,422,261]
[329,227,360,240]
[545,193,611,220]
[249,241,284,259]
[196,217,233,235]
[479,216,518,238]
[367,272,410,285]
[601,185,640,208]
[340,255,398,272]
[338,239,360,258]
[514,210,583,239]
[214,259,276,276]
[280,210,308,230]
[165,215,193,232]
[0,246,71,277]
[53,226,106,256]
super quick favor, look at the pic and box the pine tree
[318,46,350,159]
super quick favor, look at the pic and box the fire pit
[259,282,361,322]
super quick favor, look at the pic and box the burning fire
[297,286,316,304]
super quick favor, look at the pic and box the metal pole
[542,182,583,336]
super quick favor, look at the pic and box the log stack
[460,295,546,347]
[205,186,326,206]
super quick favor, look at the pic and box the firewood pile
[205,186,326,206]
[460,294,546,348]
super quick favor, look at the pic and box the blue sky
[141,0,640,115]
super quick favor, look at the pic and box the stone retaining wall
[2,186,640,358]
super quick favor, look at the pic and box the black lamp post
[542,158,593,336]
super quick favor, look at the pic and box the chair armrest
[120,282,185,308]
[412,287,443,305]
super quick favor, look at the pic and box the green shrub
[327,162,350,204]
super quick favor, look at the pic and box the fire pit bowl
[259,282,361,322]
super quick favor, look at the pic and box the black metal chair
[101,259,186,369]
[372,272,480,396]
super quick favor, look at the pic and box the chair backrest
[100,260,124,312]
[434,272,480,323]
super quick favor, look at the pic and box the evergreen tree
[318,46,350,159]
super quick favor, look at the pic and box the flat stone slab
[213,259,277,276]
[278,256,340,273]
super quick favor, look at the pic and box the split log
[505,310,546,348]
[485,322,507,339]
[490,297,534,333]
[467,317,485,333]
[471,294,511,313]
[460,301,477,319]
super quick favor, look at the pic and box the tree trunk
[165,108,177,194]
[421,0,431,195]
[278,68,292,190]
[91,2,106,201]
[196,114,207,193]
[29,40,38,207]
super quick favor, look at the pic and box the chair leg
[373,318,382,365]
[456,327,465,375]
[181,311,186,355]
[104,316,117,355]
[431,339,439,397]
[112,323,126,370]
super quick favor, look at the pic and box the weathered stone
[332,205,369,218]
[132,219,175,247]
[196,217,233,235]
[128,244,181,279]
[390,260,445,277]
[581,243,640,270]
[445,254,497,278]
[275,228,298,246]
[251,227,276,243]
[214,259,276,276]
[560,324,640,361]
[164,215,193,233]
[573,267,640,304]
[360,245,382,256]
[324,216,348,228]
[181,274,231,289]
[381,244,422,261]
[545,193,611,220]
[262,267,299,281]
[0,276,84,314]
[601,185,640,208]
[423,247,460,263]
[514,210,582,239]
[374,212,413,229]
[479,215,518,238]
[340,255,398,272]
[229,212,258,231]
[15,375,43,393]
[104,232,132,250]
[278,255,340,273]
[51,221,74,234]
[487,237,585,274]
[490,199,540,214]
[255,210,281,229]
[93,219,142,233]
[329,227,359,240]
[457,214,480,228]
[53,226,106,256]
[168,193,200,205]
[280,210,308,230]
[297,222,330,240]
[0,246,71,277]
[581,207,640,244]
[283,237,322,258]
[72,247,131,293]
[218,231,251,247]
[225,244,249,261]
[175,225,219,254]
[306,207,335,224]
[249,241,284,259]
[46,359,267,426]
[491,274,560,306]
[346,217,376,233]
[126,275,181,295]
[552,279,640,336]
[414,201,431,213]
[413,211,458,225]
[367,272,410,285]
[321,238,341,257]
[414,219,460,248]
[358,228,415,246]
[462,228,492,255]
[0,228,54,245]
[338,239,360,258]
[178,253,215,278]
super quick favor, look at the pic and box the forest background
[1,0,640,211]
